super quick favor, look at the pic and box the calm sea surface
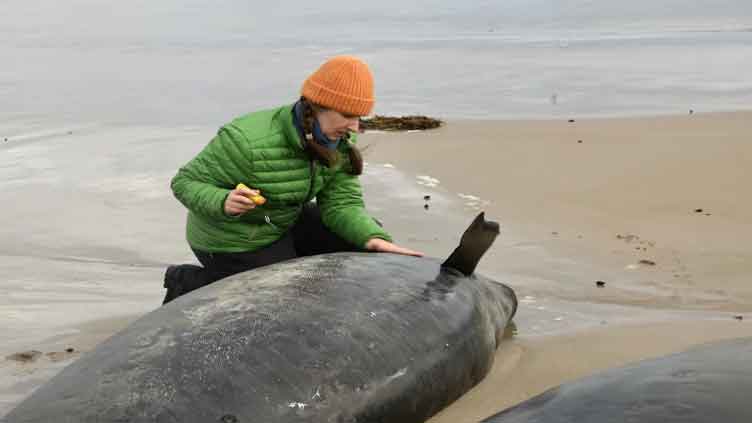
[2,0,751,124]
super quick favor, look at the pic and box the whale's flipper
[442,212,500,276]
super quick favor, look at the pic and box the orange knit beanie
[301,55,375,116]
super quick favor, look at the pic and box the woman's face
[315,108,360,140]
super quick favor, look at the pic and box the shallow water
[2,0,751,125]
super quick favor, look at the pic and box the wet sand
[360,111,752,421]
[1,111,751,419]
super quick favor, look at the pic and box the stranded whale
[484,337,752,423]
[5,213,517,423]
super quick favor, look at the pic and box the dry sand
[363,111,752,311]
[1,111,751,420]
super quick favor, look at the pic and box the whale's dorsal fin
[442,212,500,276]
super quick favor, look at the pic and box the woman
[163,55,423,304]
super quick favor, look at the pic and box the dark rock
[596,281,606,287]
[424,204,429,210]
[617,234,639,243]
[695,208,703,213]
[638,259,656,266]
[6,350,43,363]
[734,315,744,321]
[360,115,442,131]
[577,140,583,143]
[423,195,431,201]
[66,347,75,353]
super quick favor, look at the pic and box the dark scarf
[292,100,340,151]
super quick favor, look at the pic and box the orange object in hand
[236,183,266,205]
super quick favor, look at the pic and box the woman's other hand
[224,186,260,216]
[364,238,424,257]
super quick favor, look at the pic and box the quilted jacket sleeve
[317,165,393,248]
[170,125,248,221]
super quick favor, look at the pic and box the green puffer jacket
[171,104,392,253]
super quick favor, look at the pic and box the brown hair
[299,97,364,176]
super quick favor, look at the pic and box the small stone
[423,195,431,201]
[638,259,656,266]
[568,119,575,123]
[577,140,583,143]
[704,213,711,216]
[596,281,606,287]
[424,204,429,210]
[694,208,703,213]
[689,109,694,115]
[551,231,559,236]
[734,315,743,321]
[65,347,75,353]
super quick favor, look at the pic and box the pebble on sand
[596,281,606,288]
[638,259,656,266]
[424,204,429,210]
[221,414,239,423]
[694,208,704,213]
[423,195,431,201]
[577,140,583,143]
[568,119,576,123]
[734,315,744,321]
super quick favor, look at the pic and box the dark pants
[163,203,363,304]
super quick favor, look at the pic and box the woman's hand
[364,238,424,257]
[224,186,260,216]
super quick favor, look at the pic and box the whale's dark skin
[5,213,517,423]
[484,337,752,423]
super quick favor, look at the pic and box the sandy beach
[362,111,752,420]
[2,111,751,420]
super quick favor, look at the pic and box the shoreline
[367,108,752,125]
